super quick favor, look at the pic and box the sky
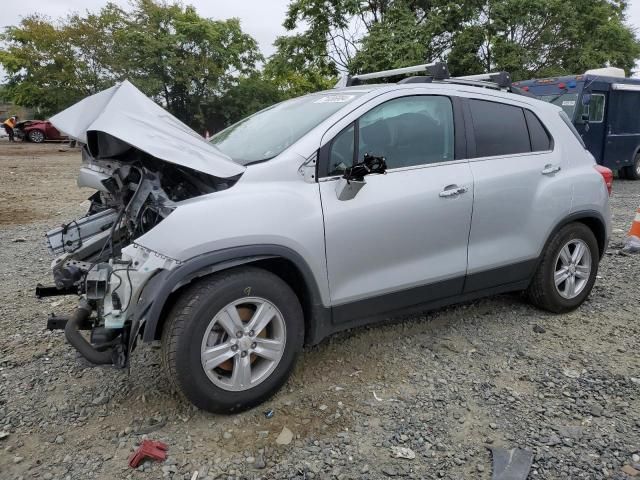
[1,0,640,65]
[1,0,292,57]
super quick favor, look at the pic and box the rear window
[469,100,531,157]
[559,111,586,149]
[524,110,552,151]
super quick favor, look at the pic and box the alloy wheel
[200,297,286,392]
[29,130,45,143]
[553,239,592,299]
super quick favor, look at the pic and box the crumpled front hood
[50,80,245,179]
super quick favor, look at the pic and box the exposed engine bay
[46,148,233,291]
[39,147,237,367]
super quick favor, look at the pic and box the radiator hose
[64,299,114,365]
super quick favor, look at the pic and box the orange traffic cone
[623,204,640,253]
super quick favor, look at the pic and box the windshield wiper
[243,156,276,166]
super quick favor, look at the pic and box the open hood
[50,80,245,178]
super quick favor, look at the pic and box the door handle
[439,185,468,198]
[541,164,561,175]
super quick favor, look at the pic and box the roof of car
[321,82,561,113]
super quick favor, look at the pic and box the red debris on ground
[128,440,169,468]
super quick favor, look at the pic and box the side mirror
[335,177,366,201]
[580,94,591,124]
[335,153,387,201]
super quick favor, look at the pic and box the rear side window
[469,100,530,157]
[559,111,587,148]
[524,110,552,151]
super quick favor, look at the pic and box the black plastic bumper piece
[47,314,70,330]
[36,283,78,298]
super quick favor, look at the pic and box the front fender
[135,245,327,343]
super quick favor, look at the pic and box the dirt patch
[0,142,89,225]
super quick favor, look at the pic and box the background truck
[514,68,640,180]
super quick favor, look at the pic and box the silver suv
[43,64,611,413]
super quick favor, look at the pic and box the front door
[576,91,608,164]
[318,94,473,324]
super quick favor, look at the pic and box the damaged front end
[38,80,244,368]
[40,148,235,367]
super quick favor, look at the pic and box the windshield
[539,93,579,119]
[210,92,367,165]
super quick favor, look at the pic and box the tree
[275,0,640,79]
[111,0,262,130]
[263,35,337,98]
[0,0,265,131]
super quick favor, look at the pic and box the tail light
[594,165,613,195]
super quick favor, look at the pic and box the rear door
[318,93,474,323]
[464,98,572,292]
[603,87,640,171]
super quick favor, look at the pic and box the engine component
[85,263,112,300]
[46,208,118,255]
[77,167,112,192]
[64,300,115,365]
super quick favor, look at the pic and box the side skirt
[306,260,536,345]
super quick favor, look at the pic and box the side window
[576,93,606,124]
[524,110,552,152]
[328,124,355,176]
[469,99,531,157]
[325,95,455,176]
[358,96,454,169]
[589,94,605,123]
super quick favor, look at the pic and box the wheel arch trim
[541,210,608,261]
[136,245,326,343]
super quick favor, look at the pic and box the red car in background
[15,120,67,143]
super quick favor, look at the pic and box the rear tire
[623,153,640,180]
[527,223,599,313]
[161,267,304,413]
[28,129,45,143]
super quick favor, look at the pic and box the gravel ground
[0,143,639,480]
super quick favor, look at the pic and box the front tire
[623,153,640,180]
[161,267,304,413]
[527,223,599,313]
[28,129,45,143]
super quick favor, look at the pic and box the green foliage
[1,0,638,133]
[0,0,265,131]
[277,0,640,80]
[264,35,337,97]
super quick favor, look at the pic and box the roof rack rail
[451,72,512,89]
[334,62,450,88]
[333,64,525,95]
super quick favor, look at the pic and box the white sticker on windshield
[562,100,576,106]
[313,95,355,104]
